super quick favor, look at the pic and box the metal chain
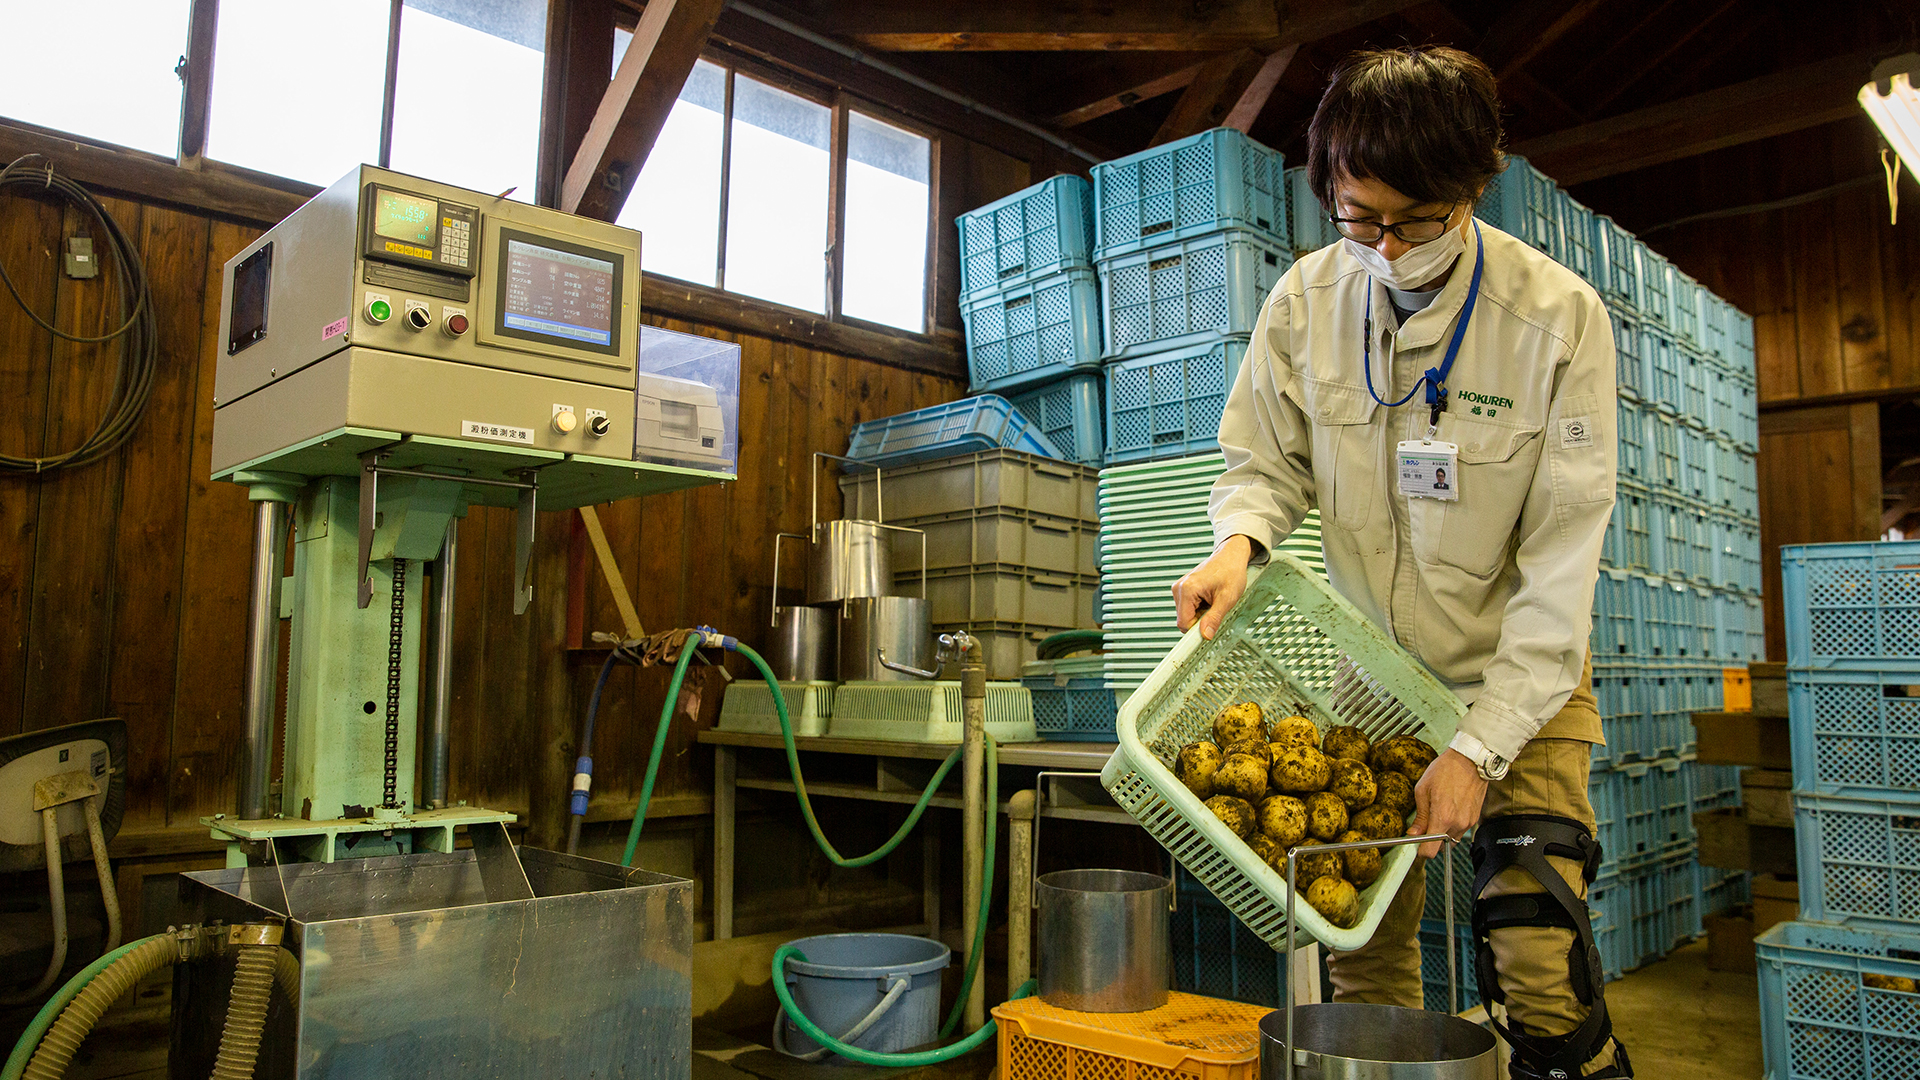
[384,558,406,809]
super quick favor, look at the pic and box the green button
[368,299,391,323]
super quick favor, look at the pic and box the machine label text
[462,420,536,445]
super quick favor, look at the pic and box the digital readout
[502,239,615,347]
[373,189,437,247]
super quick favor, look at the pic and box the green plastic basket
[1099,553,1467,952]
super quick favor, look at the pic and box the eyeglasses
[1328,205,1461,244]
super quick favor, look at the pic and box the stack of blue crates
[1760,541,1920,1080]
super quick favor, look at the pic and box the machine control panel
[363,185,478,278]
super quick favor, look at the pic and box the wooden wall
[0,186,965,855]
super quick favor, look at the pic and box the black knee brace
[1470,814,1629,1079]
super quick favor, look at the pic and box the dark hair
[1306,46,1505,213]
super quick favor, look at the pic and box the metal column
[422,518,458,809]
[237,497,290,821]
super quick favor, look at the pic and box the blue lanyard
[1361,220,1485,429]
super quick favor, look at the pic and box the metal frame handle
[813,451,884,532]
[1282,833,1461,1078]
[1027,771,1177,912]
[772,533,810,627]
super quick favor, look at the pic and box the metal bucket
[838,597,933,682]
[769,605,836,682]
[1036,869,1170,1012]
[1259,1003,1497,1080]
[807,519,894,605]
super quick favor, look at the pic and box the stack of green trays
[1097,453,1324,692]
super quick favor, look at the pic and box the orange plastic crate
[995,991,1270,1080]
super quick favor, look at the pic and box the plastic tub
[777,932,949,1058]
[844,395,1063,470]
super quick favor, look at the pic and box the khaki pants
[1326,660,1617,1074]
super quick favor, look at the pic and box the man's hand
[1411,748,1489,858]
[1174,535,1254,640]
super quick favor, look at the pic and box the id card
[1397,440,1459,501]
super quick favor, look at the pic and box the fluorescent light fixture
[1861,53,1920,178]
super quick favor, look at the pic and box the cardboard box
[1694,807,1798,875]
[1749,661,1787,717]
[1691,712,1792,769]
[1705,906,1758,973]
[1741,768,1794,828]
[1751,872,1799,932]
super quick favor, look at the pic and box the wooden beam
[1049,57,1215,128]
[176,0,219,164]
[0,120,312,227]
[561,0,726,221]
[1486,0,1607,80]
[811,0,1280,52]
[1513,52,1874,185]
[1581,0,1740,117]
[536,0,615,209]
[1152,49,1270,146]
[1397,2,1582,131]
[1223,45,1301,131]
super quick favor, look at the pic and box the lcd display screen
[373,188,437,246]
[500,237,617,348]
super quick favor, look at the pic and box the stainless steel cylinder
[807,520,894,605]
[1259,1003,1497,1080]
[837,597,932,682]
[1036,869,1171,1012]
[237,499,289,821]
[770,605,837,681]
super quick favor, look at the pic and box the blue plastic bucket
[777,933,951,1058]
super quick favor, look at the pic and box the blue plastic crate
[1643,326,1682,416]
[1600,759,1690,870]
[1424,845,1476,923]
[846,395,1064,470]
[1782,541,1920,670]
[1730,310,1756,376]
[1593,665,1649,766]
[1587,872,1632,981]
[962,266,1103,394]
[1688,761,1744,816]
[1477,156,1559,257]
[1604,482,1653,573]
[1701,294,1732,362]
[1757,921,1920,1080]
[1617,398,1648,482]
[1609,305,1645,402]
[1794,792,1920,931]
[1678,426,1714,505]
[1098,229,1289,359]
[1649,494,1712,583]
[1595,569,1646,658]
[1092,128,1287,261]
[1005,373,1104,466]
[1637,573,1693,660]
[1696,864,1750,928]
[1557,191,1599,283]
[1680,347,1712,426]
[1669,267,1703,350]
[1103,335,1247,464]
[1592,216,1640,310]
[1647,668,1717,757]
[1710,512,1763,594]
[1713,590,1766,663]
[1789,670,1920,801]
[1647,409,1683,491]
[957,175,1094,303]
[1170,868,1290,1007]
[1725,371,1758,451]
[1022,674,1118,741]
[1284,166,1341,253]
[1635,246,1674,328]
[1418,919,1481,1015]
[1661,851,1702,947]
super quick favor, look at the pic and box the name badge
[1397,440,1460,501]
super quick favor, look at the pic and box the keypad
[439,216,472,269]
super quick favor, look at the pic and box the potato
[1205,795,1256,840]
[1224,738,1274,765]
[1337,830,1383,888]
[1327,758,1378,811]
[1270,714,1320,750]
[1304,791,1349,840]
[1307,876,1361,928]
[1864,973,1920,993]
[1249,834,1280,867]
[1175,741,1225,800]
[1256,795,1309,848]
[1294,850,1343,885]
[1271,745,1333,794]
[1370,734,1438,781]
[1374,771,1417,817]
[1215,752,1271,802]
[1213,702,1266,747]
[1351,804,1406,840]
[1322,725,1371,763]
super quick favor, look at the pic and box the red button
[445,312,470,336]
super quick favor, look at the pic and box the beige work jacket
[1210,221,1616,760]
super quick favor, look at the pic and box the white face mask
[1343,214,1469,290]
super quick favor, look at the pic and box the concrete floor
[1605,940,1765,1079]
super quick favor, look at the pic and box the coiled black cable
[0,154,157,473]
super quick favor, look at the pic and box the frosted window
[389,0,547,201]
[724,76,829,313]
[619,60,725,287]
[208,0,388,185]
[0,1,191,157]
[841,112,929,330]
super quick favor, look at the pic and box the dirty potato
[1256,795,1309,849]
[1374,771,1417,817]
[1215,752,1271,802]
[1322,726,1371,763]
[1223,738,1274,766]
[1212,702,1266,747]
[1295,850,1343,885]
[1351,804,1407,840]
[1327,758,1378,811]
[1270,714,1320,750]
[1270,745,1333,794]
[1337,830,1383,888]
[1249,833,1280,867]
[1370,734,1438,781]
[1304,791,1349,840]
[1307,876,1361,928]
[1175,741,1225,801]
[1205,795,1257,840]
[1864,973,1920,993]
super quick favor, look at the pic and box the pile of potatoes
[1172,701,1437,929]
[1864,973,1919,993]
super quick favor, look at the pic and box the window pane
[208,0,388,185]
[841,112,930,331]
[0,1,189,156]
[618,60,725,287]
[724,76,829,313]
[389,0,546,200]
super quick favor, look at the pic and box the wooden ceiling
[750,0,1913,207]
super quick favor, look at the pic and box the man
[1172,47,1628,1079]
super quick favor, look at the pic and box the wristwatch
[1449,731,1512,781]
